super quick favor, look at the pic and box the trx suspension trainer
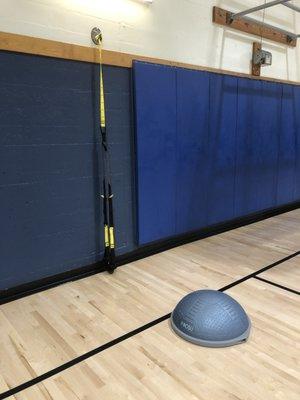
[91,27,116,274]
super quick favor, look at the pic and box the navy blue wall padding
[134,61,300,245]
[176,69,210,233]
[207,75,238,225]
[235,79,281,216]
[277,85,297,205]
[134,63,177,244]
[0,52,135,290]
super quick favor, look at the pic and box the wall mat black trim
[0,250,298,400]
[0,200,299,305]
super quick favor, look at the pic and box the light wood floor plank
[0,209,299,391]
[258,255,300,292]
[8,279,300,400]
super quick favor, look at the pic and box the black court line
[0,250,299,400]
[254,276,300,296]
[0,313,171,400]
[219,250,300,292]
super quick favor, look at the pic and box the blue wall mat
[277,85,297,205]
[0,52,135,290]
[295,85,300,199]
[235,79,281,216]
[2,51,298,288]
[207,74,238,225]
[134,61,299,245]
[176,68,210,233]
[134,62,177,244]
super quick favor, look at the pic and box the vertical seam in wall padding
[130,67,138,246]
[202,71,210,226]
[207,73,211,223]
[275,83,283,206]
[293,86,298,200]
[275,82,281,207]
[208,73,213,223]
[209,73,212,222]
[133,63,142,245]
[233,77,239,216]
[276,86,283,204]
[175,67,178,234]
[132,62,139,243]
[277,83,282,204]
[173,66,177,236]
[133,62,144,243]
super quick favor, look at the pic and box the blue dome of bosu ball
[171,290,251,348]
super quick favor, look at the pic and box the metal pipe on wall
[229,0,300,41]
[234,14,298,39]
[283,2,300,12]
[232,0,291,20]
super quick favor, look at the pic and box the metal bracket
[91,27,102,45]
[226,11,234,24]
[253,49,272,66]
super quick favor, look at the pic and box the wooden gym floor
[0,209,299,399]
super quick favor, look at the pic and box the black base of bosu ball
[171,290,251,348]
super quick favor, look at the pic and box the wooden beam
[0,30,299,86]
[0,30,98,63]
[213,6,297,47]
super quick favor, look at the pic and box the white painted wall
[0,0,299,81]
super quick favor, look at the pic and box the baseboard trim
[0,200,299,305]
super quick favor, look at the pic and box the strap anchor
[91,27,102,45]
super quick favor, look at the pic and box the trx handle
[101,180,110,265]
[108,183,115,255]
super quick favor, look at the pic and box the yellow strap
[97,40,106,129]
[100,65,106,129]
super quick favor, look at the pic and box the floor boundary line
[253,276,300,295]
[0,250,299,400]
[219,251,300,292]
